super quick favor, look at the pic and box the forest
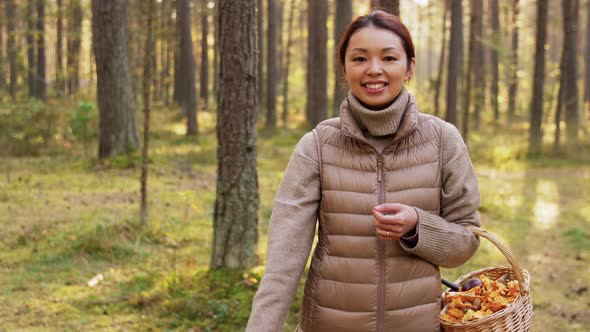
[0,0,588,330]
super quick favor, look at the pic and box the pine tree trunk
[554,56,565,152]
[378,0,400,16]
[0,2,4,90]
[507,0,519,122]
[446,0,463,126]
[56,0,64,96]
[266,0,278,129]
[563,0,579,143]
[282,0,296,126]
[173,0,182,106]
[164,0,174,105]
[584,1,590,119]
[257,0,264,114]
[334,0,352,116]
[6,0,17,100]
[212,0,259,270]
[434,0,448,117]
[306,0,328,127]
[489,0,500,123]
[462,0,478,142]
[199,0,209,110]
[36,0,46,101]
[67,0,82,95]
[177,0,198,135]
[585,0,590,119]
[27,0,36,98]
[140,0,154,226]
[528,0,547,155]
[92,0,139,158]
[472,0,484,130]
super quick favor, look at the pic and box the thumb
[374,203,402,213]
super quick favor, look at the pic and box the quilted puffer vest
[298,96,445,332]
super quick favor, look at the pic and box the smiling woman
[247,10,481,332]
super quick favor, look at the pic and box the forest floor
[0,108,589,331]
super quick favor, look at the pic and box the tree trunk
[554,53,565,152]
[282,0,296,126]
[266,0,278,129]
[173,0,182,106]
[528,0,547,155]
[334,0,352,116]
[212,0,259,270]
[563,0,580,143]
[92,0,139,158]
[177,0,198,135]
[6,0,17,100]
[56,0,64,96]
[489,0,500,123]
[257,0,264,115]
[199,0,209,110]
[585,0,590,119]
[163,0,174,105]
[0,1,4,90]
[27,0,36,98]
[472,0,484,130]
[36,0,46,101]
[140,0,154,226]
[67,0,82,95]
[306,0,328,127]
[213,0,220,104]
[507,0,519,122]
[378,0,400,16]
[446,0,463,126]
[462,0,479,143]
[434,0,449,117]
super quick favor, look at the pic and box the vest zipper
[376,155,385,332]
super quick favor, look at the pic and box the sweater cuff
[400,219,419,248]
[400,208,450,264]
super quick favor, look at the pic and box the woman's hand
[373,203,418,240]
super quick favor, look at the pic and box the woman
[247,10,480,332]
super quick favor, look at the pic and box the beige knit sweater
[246,88,481,331]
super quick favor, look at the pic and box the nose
[367,59,383,76]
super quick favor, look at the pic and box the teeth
[365,83,385,90]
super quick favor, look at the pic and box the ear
[405,58,416,81]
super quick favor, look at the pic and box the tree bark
[306,0,328,127]
[528,0,547,155]
[177,0,198,135]
[282,0,296,126]
[56,0,64,96]
[6,0,17,100]
[434,0,448,117]
[266,0,278,129]
[257,0,264,114]
[0,1,4,90]
[212,0,259,270]
[472,0,484,130]
[173,0,182,106]
[67,0,82,95]
[489,0,500,123]
[334,0,352,116]
[446,0,463,126]
[27,0,36,98]
[563,0,579,143]
[92,0,139,158]
[140,0,154,226]
[507,0,519,122]
[462,0,480,143]
[199,0,209,110]
[36,0,46,101]
[585,0,590,119]
[378,0,400,16]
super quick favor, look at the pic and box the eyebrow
[350,47,398,52]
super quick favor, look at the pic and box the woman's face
[344,25,414,109]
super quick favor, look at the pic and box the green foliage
[562,227,590,252]
[68,101,97,143]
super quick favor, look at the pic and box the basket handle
[467,226,528,295]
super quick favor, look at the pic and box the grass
[0,102,589,331]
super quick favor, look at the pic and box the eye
[384,56,397,61]
[352,56,367,62]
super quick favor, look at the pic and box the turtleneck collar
[346,87,410,137]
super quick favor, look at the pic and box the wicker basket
[440,226,533,332]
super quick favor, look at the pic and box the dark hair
[337,10,415,71]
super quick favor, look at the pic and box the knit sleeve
[246,132,320,332]
[400,122,481,268]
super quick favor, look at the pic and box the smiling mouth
[362,82,388,90]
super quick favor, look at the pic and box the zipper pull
[377,159,383,182]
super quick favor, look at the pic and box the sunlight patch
[534,181,559,230]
